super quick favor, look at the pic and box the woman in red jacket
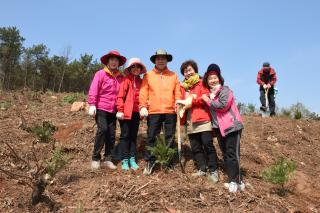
[177,60,219,182]
[116,58,147,171]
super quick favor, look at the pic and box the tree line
[0,26,104,92]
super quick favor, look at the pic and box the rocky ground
[0,90,320,212]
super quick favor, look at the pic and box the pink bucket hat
[124,58,147,75]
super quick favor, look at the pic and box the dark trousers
[260,88,275,114]
[188,131,218,172]
[117,112,140,160]
[144,114,177,162]
[215,129,242,183]
[92,110,116,161]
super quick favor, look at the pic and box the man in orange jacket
[139,49,182,175]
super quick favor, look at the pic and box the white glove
[176,100,186,105]
[116,112,124,120]
[263,84,268,89]
[88,105,96,116]
[209,93,215,99]
[140,107,148,117]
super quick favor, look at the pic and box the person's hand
[88,105,96,116]
[140,107,148,118]
[209,93,215,100]
[263,84,268,89]
[116,112,124,120]
[201,94,210,103]
[267,83,271,89]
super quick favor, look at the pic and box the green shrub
[0,100,11,110]
[262,157,296,196]
[61,93,86,104]
[31,121,57,143]
[247,103,256,114]
[294,110,302,120]
[146,135,176,169]
[280,108,291,118]
[46,148,68,177]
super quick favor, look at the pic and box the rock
[267,135,278,142]
[51,96,58,99]
[70,102,85,112]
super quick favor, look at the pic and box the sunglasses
[130,64,142,69]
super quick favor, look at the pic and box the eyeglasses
[130,64,141,69]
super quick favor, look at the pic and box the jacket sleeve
[87,71,101,106]
[256,70,265,86]
[270,69,277,85]
[208,87,233,113]
[192,85,209,107]
[139,74,149,109]
[174,75,182,100]
[117,79,128,112]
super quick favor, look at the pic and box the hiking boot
[270,112,276,117]
[103,160,117,170]
[208,170,219,183]
[191,170,206,177]
[129,157,139,170]
[224,182,238,193]
[260,106,267,112]
[143,161,155,175]
[121,159,129,171]
[91,161,100,169]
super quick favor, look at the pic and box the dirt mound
[1,91,320,212]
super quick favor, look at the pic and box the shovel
[262,88,270,117]
[176,104,185,173]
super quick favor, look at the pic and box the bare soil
[1,90,320,212]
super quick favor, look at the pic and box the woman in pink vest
[201,64,245,193]
[87,50,126,170]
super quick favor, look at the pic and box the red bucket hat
[100,50,127,66]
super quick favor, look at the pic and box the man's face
[107,57,120,70]
[155,56,168,70]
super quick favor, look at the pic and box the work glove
[116,112,124,120]
[267,83,272,89]
[140,107,148,118]
[88,105,96,116]
[176,100,187,105]
[263,84,268,89]
[209,93,215,99]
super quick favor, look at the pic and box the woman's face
[183,65,196,80]
[107,57,120,70]
[207,74,220,88]
[130,64,142,76]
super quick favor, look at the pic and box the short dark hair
[202,71,224,89]
[180,60,198,76]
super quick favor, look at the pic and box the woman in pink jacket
[201,64,245,193]
[87,50,126,170]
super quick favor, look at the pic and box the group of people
[87,49,277,193]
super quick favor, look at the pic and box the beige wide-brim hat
[124,58,147,75]
[150,49,173,64]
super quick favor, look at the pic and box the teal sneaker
[121,159,129,171]
[129,157,139,170]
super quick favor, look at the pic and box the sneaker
[103,160,117,170]
[260,106,267,112]
[91,161,100,169]
[226,182,237,193]
[238,181,245,191]
[143,161,155,175]
[129,157,139,170]
[208,170,219,183]
[121,159,129,171]
[191,170,206,177]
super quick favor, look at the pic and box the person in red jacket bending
[257,62,277,116]
[116,58,147,171]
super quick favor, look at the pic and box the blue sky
[1,0,320,113]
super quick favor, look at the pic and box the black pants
[117,112,140,160]
[144,114,177,162]
[260,88,275,114]
[215,130,242,183]
[92,109,116,161]
[188,131,218,172]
